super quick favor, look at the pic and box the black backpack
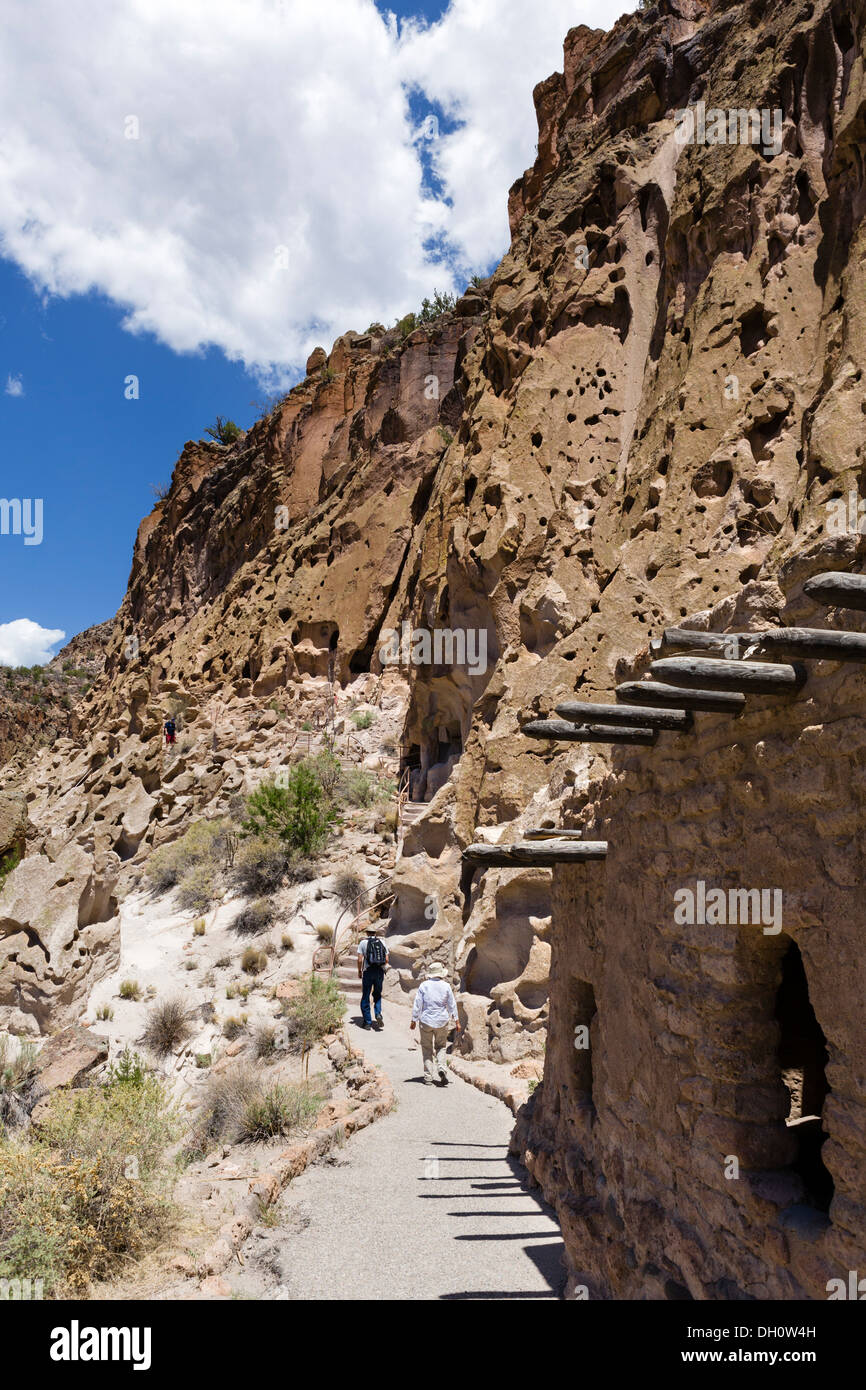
[365,935,387,966]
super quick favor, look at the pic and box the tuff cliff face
[3,0,866,1299]
[0,305,484,1032]
[485,0,866,1299]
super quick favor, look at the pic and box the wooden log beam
[650,656,806,694]
[651,629,746,656]
[524,829,595,840]
[616,680,746,713]
[804,571,866,611]
[653,625,866,663]
[556,700,693,731]
[463,839,608,867]
[522,719,657,744]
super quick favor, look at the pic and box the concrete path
[237,999,565,1301]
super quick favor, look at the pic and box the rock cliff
[3,0,865,1299]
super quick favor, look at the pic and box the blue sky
[0,266,266,649]
[0,0,623,662]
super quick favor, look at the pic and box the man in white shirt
[410,962,460,1085]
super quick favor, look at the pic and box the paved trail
[240,999,564,1301]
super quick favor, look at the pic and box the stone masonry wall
[514,567,866,1298]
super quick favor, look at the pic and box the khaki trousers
[420,1023,450,1082]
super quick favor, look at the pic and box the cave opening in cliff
[437,726,462,762]
[775,940,833,1213]
[570,977,597,1110]
[399,743,422,799]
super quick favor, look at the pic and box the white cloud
[4,373,24,397]
[398,0,602,269]
[0,619,65,666]
[0,0,624,384]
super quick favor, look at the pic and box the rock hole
[776,940,833,1213]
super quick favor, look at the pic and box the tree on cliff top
[202,415,242,445]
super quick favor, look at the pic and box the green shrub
[233,835,289,895]
[119,979,142,1001]
[242,768,337,858]
[0,1037,39,1131]
[42,1051,175,1181]
[280,973,346,1055]
[232,898,275,934]
[241,947,268,976]
[223,1016,246,1040]
[177,861,217,914]
[239,1081,323,1142]
[418,289,456,323]
[145,843,183,893]
[146,818,234,895]
[96,1004,114,1021]
[203,416,242,445]
[142,998,191,1057]
[0,847,21,893]
[308,750,342,798]
[193,919,206,936]
[192,1064,259,1150]
[350,710,373,730]
[0,1059,180,1294]
[341,768,378,807]
[281,933,294,951]
[106,1047,146,1087]
[333,869,364,908]
[289,857,318,883]
[195,1053,212,1069]
[253,1025,276,1059]
[0,1143,169,1296]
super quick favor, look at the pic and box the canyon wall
[2,0,865,1297]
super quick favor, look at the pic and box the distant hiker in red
[163,717,176,746]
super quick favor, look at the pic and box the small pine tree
[242,767,337,857]
[418,289,456,323]
[203,416,242,445]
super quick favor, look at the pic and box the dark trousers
[361,965,385,1023]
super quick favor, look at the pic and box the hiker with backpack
[410,962,460,1085]
[163,716,176,747]
[357,927,389,1031]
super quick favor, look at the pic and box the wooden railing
[312,873,397,976]
[396,767,411,839]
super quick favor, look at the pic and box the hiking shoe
[374,1017,384,1030]
[359,1022,372,1030]
[438,1070,449,1085]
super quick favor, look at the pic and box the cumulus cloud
[398,0,594,269]
[0,0,623,384]
[0,619,65,666]
[4,373,24,397]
